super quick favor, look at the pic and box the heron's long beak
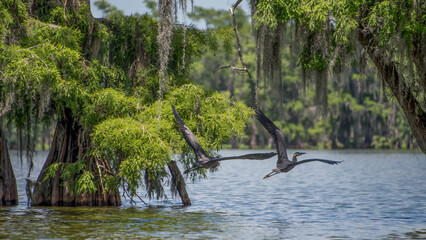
[263,172,277,179]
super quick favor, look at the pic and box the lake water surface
[1,149,425,239]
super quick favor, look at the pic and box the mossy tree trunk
[0,127,18,206]
[31,108,121,206]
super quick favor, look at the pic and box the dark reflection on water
[1,150,425,239]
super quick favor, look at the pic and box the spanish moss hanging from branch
[157,0,174,125]
[179,0,187,73]
[156,0,193,206]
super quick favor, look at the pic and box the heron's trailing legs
[263,171,279,179]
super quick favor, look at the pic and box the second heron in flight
[255,108,343,179]
[172,105,277,174]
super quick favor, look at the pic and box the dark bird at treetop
[172,105,277,174]
[255,108,343,179]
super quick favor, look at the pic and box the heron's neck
[292,155,297,163]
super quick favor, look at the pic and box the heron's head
[293,152,306,157]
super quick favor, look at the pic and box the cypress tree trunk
[31,108,121,206]
[358,26,426,154]
[0,127,18,206]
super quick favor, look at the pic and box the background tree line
[3,1,418,152]
[185,4,417,150]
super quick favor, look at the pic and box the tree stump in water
[0,127,18,206]
[31,109,121,206]
[168,160,191,206]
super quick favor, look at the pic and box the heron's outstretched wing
[255,108,288,164]
[295,159,343,166]
[172,105,209,161]
[213,152,277,162]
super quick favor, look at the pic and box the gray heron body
[255,108,342,179]
[172,105,277,174]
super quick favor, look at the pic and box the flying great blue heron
[255,108,343,179]
[172,105,277,174]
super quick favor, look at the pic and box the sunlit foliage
[90,84,252,195]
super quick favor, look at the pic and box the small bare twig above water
[121,179,148,206]
[216,0,252,78]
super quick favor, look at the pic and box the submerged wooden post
[0,127,18,206]
[168,160,191,206]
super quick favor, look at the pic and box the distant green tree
[94,0,126,19]
[143,0,158,18]
[188,6,232,29]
